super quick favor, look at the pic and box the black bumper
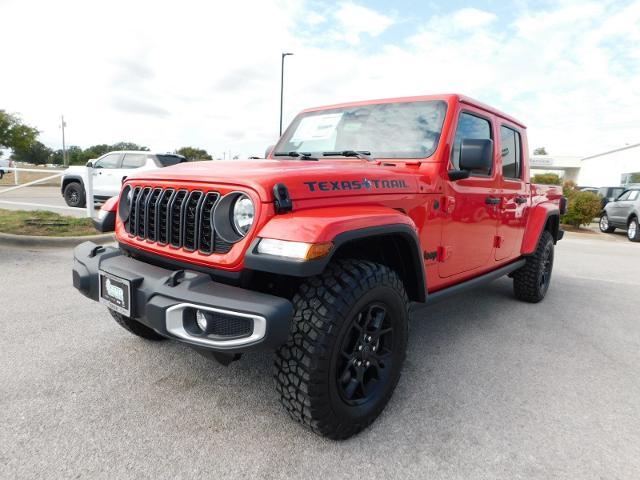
[72,242,293,353]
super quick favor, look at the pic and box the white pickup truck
[61,151,186,207]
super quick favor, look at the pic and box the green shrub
[531,173,562,185]
[561,191,601,227]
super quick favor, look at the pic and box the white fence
[0,166,95,218]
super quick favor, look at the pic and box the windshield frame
[274,100,448,161]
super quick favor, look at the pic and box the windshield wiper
[322,150,373,161]
[273,151,318,160]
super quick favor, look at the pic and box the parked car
[598,186,625,210]
[599,188,640,241]
[61,151,186,207]
[0,158,13,179]
[73,94,565,439]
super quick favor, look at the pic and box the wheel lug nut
[372,346,377,351]
[357,361,362,366]
[358,345,363,351]
[365,361,370,367]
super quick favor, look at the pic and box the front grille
[125,186,232,254]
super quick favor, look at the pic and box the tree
[0,110,39,153]
[533,147,548,155]
[531,172,562,185]
[12,141,52,165]
[111,142,149,152]
[175,146,212,161]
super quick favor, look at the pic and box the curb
[0,231,115,248]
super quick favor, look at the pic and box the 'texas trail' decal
[304,178,409,192]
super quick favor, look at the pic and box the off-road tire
[109,310,166,341]
[63,181,86,208]
[627,217,640,242]
[274,259,409,440]
[599,213,616,233]
[513,230,554,303]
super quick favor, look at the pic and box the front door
[439,110,500,278]
[496,125,528,260]
[92,153,122,197]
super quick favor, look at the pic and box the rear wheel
[599,214,616,233]
[513,230,554,303]
[274,259,409,439]
[109,310,166,341]
[63,182,86,208]
[627,217,640,242]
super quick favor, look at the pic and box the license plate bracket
[99,271,132,317]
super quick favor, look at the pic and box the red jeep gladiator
[74,94,565,439]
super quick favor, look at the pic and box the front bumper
[72,242,293,353]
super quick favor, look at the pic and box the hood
[127,159,424,201]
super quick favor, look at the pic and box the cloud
[110,97,170,117]
[451,7,497,29]
[332,2,395,45]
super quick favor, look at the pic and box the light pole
[60,115,68,167]
[279,52,293,137]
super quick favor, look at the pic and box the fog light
[196,310,209,332]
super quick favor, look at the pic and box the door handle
[514,196,527,204]
[485,196,500,205]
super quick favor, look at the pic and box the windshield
[276,100,447,159]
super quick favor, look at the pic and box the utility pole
[279,52,293,137]
[60,115,68,167]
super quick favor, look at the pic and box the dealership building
[530,143,640,188]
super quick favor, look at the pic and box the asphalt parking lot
[0,186,96,217]
[1,233,639,479]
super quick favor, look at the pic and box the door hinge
[493,235,504,248]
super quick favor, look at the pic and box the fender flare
[244,209,427,302]
[521,204,560,255]
[61,175,85,195]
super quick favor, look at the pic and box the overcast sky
[1,0,639,158]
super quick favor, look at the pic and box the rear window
[156,155,186,167]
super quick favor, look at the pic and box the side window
[122,154,147,169]
[617,191,631,201]
[500,125,522,179]
[93,153,120,169]
[628,191,639,201]
[451,112,492,171]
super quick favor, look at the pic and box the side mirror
[86,160,94,168]
[448,169,470,181]
[264,145,275,158]
[459,138,494,175]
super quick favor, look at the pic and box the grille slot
[125,186,230,254]
[198,311,253,338]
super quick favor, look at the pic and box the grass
[0,166,64,187]
[0,208,97,236]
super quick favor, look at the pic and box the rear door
[496,125,527,260]
[617,190,639,224]
[439,110,500,278]
[118,153,150,195]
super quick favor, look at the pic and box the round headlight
[232,194,254,236]
[118,185,133,222]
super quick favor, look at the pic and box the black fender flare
[244,224,427,302]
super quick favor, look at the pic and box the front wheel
[599,214,616,233]
[628,217,640,242]
[63,182,86,208]
[274,259,409,439]
[513,230,554,303]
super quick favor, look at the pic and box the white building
[578,143,640,188]
[530,155,582,182]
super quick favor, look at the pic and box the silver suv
[599,188,640,242]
